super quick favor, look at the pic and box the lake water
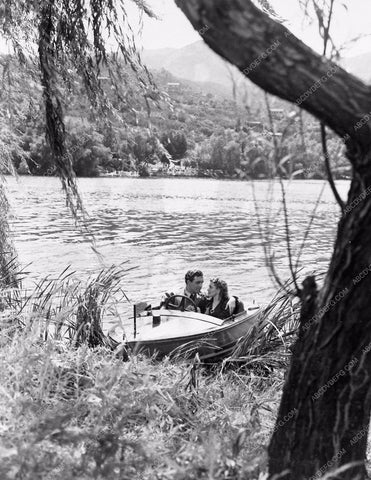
[5,176,349,329]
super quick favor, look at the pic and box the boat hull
[127,307,262,361]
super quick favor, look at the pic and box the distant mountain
[143,40,371,91]
[143,40,244,94]
[142,47,174,71]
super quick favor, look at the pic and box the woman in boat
[205,278,238,320]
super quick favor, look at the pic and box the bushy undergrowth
[0,325,284,480]
[0,267,301,480]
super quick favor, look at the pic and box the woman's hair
[210,278,229,302]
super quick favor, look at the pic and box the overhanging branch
[174,0,371,155]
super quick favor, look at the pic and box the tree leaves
[2,0,157,216]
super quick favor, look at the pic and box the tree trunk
[268,164,371,479]
[174,0,371,478]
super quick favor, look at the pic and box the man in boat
[161,269,237,314]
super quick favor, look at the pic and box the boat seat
[234,299,245,314]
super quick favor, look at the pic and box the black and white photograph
[1,0,371,478]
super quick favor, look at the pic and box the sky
[134,0,371,57]
[1,0,371,57]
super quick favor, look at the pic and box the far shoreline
[6,172,352,182]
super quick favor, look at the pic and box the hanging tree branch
[316,0,345,212]
[321,123,345,212]
[174,0,371,155]
[3,0,157,215]
[38,0,82,215]
[264,92,301,296]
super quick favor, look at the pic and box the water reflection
[6,177,348,325]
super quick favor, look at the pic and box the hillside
[0,52,350,180]
[143,41,236,87]
[144,40,371,87]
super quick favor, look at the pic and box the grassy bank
[0,330,284,480]
[0,268,299,479]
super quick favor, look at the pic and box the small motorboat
[126,295,262,361]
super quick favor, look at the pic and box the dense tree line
[1,56,350,179]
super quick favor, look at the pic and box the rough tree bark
[174,1,371,478]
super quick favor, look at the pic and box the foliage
[132,132,158,164]
[228,290,300,373]
[0,280,300,480]
[0,185,19,291]
[161,130,188,159]
[0,335,280,480]
[1,54,350,180]
[26,135,54,175]
[137,162,150,177]
[67,122,112,177]
[0,124,20,288]
[0,0,157,218]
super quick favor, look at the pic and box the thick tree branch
[174,2,371,478]
[174,0,371,155]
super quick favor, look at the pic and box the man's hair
[185,270,203,283]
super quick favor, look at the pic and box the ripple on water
[6,177,346,326]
